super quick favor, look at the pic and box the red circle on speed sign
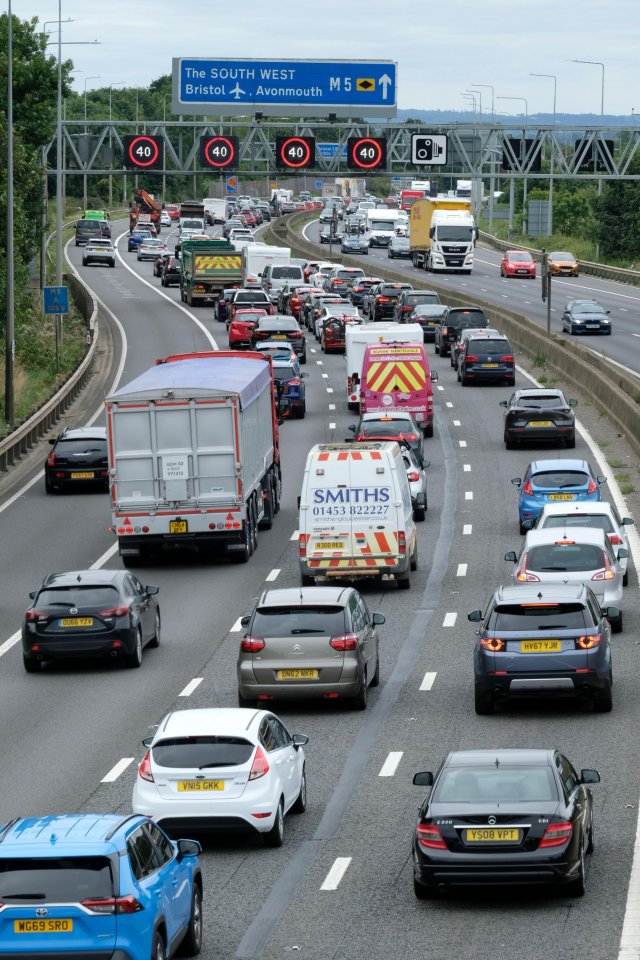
[203,136,236,169]
[280,137,312,169]
[127,135,160,168]
[351,138,383,170]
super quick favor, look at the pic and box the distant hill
[396,108,636,127]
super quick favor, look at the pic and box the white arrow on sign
[379,74,392,100]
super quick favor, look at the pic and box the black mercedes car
[45,427,109,494]
[412,748,600,899]
[501,388,578,449]
[22,569,160,672]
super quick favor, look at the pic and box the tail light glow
[138,751,154,783]
[25,610,45,622]
[587,478,598,494]
[398,531,407,555]
[82,896,143,915]
[99,605,129,617]
[465,354,480,363]
[299,533,307,558]
[523,480,534,495]
[539,820,573,848]
[481,637,505,652]
[576,634,601,649]
[249,746,270,780]
[240,636,265,653]
[407,471,420,482]
[416,823,447,850]
[47,452,56,466]
[329,633,358,651]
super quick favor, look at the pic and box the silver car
[137,238,166,261]
[401,446,428,521]
[505,527,627,631]
[530,502,634,586]
[82,238,116,268]
[237,586,384,710]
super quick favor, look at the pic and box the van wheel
[259,478,274,531]
[352,670,368,710]
[423,423,433,439]
[410,543,418,571]
[301,574,315,587]
[413,504,426,522]
[397,570,411,590]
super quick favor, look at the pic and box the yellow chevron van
[298,442,417,590]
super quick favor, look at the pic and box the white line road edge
[320,857,352,891]
[101,757,134,783]
[179,677,204,697]
[419,671,437,691]
[378,752,403,777]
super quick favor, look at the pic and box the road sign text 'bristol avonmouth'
[172,58,397,119]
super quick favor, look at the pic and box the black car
[470,582,614,714]
[387,236,411,259]
[348,277,383,308]
[365,282,413,321]
[393,289,441,324]
[319,225,344,244]
[229,287,273,320]
[45,426,109,494]
[252,315,306,363]
[22,569,160,672]
[161,256,181,287]
[341,234,369,255]
[561,299,611,335]
[501,388,578,449]
[412,748,600,898]
[409,304,449,342]
[457,334,515,386]
[215,287,240,322]
[434,306,489,357]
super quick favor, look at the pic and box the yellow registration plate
[528,421,552,428]
[169,520,188,534]
[482,363,499,368]
[272,334,287,339]
[521,639,562,653]
[60,617,93,628]
[277,669,319,680]
[177,780,224,791]
[466,828,520,843]
[550,493,575,501]
[70,471,95,479]
[317,542,344,550]
[14,919,74,934]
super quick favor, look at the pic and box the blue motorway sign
[172,59,397,119]
[317,143,348,159]
[43,286,69,315]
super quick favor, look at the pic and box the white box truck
[106,352,282,566]
[243,244,291,285]
[203,198,227,224]
[345,323,424,409]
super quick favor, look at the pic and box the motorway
[305,220,640,377]
[1,217,640,960]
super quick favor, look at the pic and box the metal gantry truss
[50,120,640,181]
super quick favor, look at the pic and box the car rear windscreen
[468,339,510,355]
[518,395,564,409]
[489,602,589,630]
[37,586,119,608]
[408,293,440,306]
[259,318,297,330]
[527,543,605,572]
[541,515,613,534]
[236,292,268,303]
[272,267,304,279]
[448,311,486,328]
[359,419,415,436]
[0,857,113,903]
[152,736,254,768]
[532,471,588,489]
[252,606,346,636]
[55,439,106,455]
[434,767,558,803]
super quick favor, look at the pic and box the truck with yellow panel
[180,239,244,307]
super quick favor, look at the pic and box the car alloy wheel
[182,886,203,955]
[127,629,143,669]
[264,799,284,847]
[147,611,161,649]
[153,932,167,960]
[291,765,307,814]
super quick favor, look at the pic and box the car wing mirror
[504,551,518,563]
[301,372,309,378]
[423,461,431,469]
[348,424,357,432]
[29,590,36,600]
[48,437,57,445]
[521,518,534,531]
[145,585,159,596]
[604,605,620,619]
[580,769,601,784]
[413,771,434,787]
[142,736,154,748]
[292,733,309,749]
[499,400,508,408]
[177,839,202,861]
[617,548,629,559]
[467,610,483,622]
[240,614,252,628]
[372,612,385,625]
[597,476,607,485]
[622,517,635,526]
[511,477,522,486]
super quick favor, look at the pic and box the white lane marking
[378,752,403,777]
[463,524,472,535]
[436,385,444,391]
[446,401,453,408]
[329,404,336,410]
[321,857,352,891]
[327,387,334,393]
[0,631,21,658]
[633,334,640,339]
[311,348,317,353]
[265,568,281,582]
[114,231,217,350]
[90,542,119,570]
[463,464,471,472]
[179,677,203,697]
[101,757,134,783]
[465,491,473,501]
[420,671,437,691]
[230,617,243,632]
[322,373,329,379]
[459,440,467,448]
[290,530,300,541]
[453,419,461,426]
[316,360,324,365]
[457,563,468,576]
[329,422,336,430]
[443,612,457,627]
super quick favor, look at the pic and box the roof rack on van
[0,817,21,843]
[104,814,143,842]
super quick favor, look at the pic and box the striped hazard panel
[366,358,426,394]
[194,255,242,271]
[316,450,383,462]
[309,530,400,571]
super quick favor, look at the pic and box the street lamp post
[467,89,483,115]
[530,73,557,237]
[461,92,477,116]
[568,59,605,255]
[497,96,528,236]
[108,83,125,208]
[83,75,100,209]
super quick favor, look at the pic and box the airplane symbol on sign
[230,83,246,100]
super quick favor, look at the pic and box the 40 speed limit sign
[122,135,164,170]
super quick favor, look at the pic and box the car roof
[444,749,553,768]
[156,707,267,739]
[493,582,589,603]
[0,813,146,854]
[467,333,509,343]
[360,410,417,422]
[461,327,501,339]
[529,458,590,473]
[522,526,608,548]
[60,426,107,440]
[506,249,533,256]
[537,502,616,519]
[256,586,353,607]
[40,569,124,588]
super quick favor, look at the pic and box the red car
[321,317,346,354]
[287,285,321,318]
[241,211,257,227]
[228,309,268,349]
[500,250,536,279]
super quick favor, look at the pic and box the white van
[345,322,424,410]
[298,441,417,589]
[261,262,305,303]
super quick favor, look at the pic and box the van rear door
[362,344,432,428]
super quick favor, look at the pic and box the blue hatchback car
[512,458,606,534]
[273,355,307,419]
[0,814,203,960]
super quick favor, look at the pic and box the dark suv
[433,307,488,357]
[74,219,105,246]
[393,290,441,323]
[45,426,109,494]
[457,333,514,386]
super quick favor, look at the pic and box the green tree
[595,153,640,261]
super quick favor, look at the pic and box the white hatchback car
[132,708,308,846]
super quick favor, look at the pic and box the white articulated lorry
[106,352,282,566]
[409,198,477,274]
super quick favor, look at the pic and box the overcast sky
[21,0,640,117]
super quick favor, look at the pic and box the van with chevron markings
[360,341,437,437]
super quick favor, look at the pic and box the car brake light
[378,296,390,302]
[138,750,154,783]
[46,451,56,466]
[249,746,270,780]
[99,605,129,617]
[241,636,265,653]
[329,633,358,651]
[416,823,447,850]
[522,480,534,495]
[398,531,407,555]
[592,551,615,581]
[407,471,420,482]
[481,637,505,652]
[465,354,480,363]
[608,534,623,545]
[587,477,598,494]
[539,820,573,848]
[500,355,514,363]
[576,634,601,650]
[25,610,45,622]
[516,552,540,583]
[82,896,143,915]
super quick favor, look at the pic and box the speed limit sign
[347,137,387,171]
[122,135,164,170]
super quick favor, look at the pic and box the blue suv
[273,356,307,419]
[0,813,203,960]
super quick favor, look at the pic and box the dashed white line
[459,440,467,448]
[463,464,471,472]
[436,385,444,391]
[101,757,134,783]
[446,401,453,408]
[453,419,461,426]
[329,422,336,430]
[0,630,20,658]
[179,677,203,697]
[443,612,457,627]
[463,524,472,535]
[311,348,317,353]
[420,671,437,691]
[230,617,243,632]
[322,373,329,379]
[321,857,352,891]
[316,360,324,365]
[465,491,474,500]
[378,751,403,777]
[329,403,336,410]
[265,568,281,582]
[457,563,468,577]
[327,387,334,393]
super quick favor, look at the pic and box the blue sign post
[172,59,397,119]
[43,286,69,315]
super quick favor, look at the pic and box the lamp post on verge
[83,75,100,209]
[530,73,557,237]
[497,96,528,236]
[568,59,605,256]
